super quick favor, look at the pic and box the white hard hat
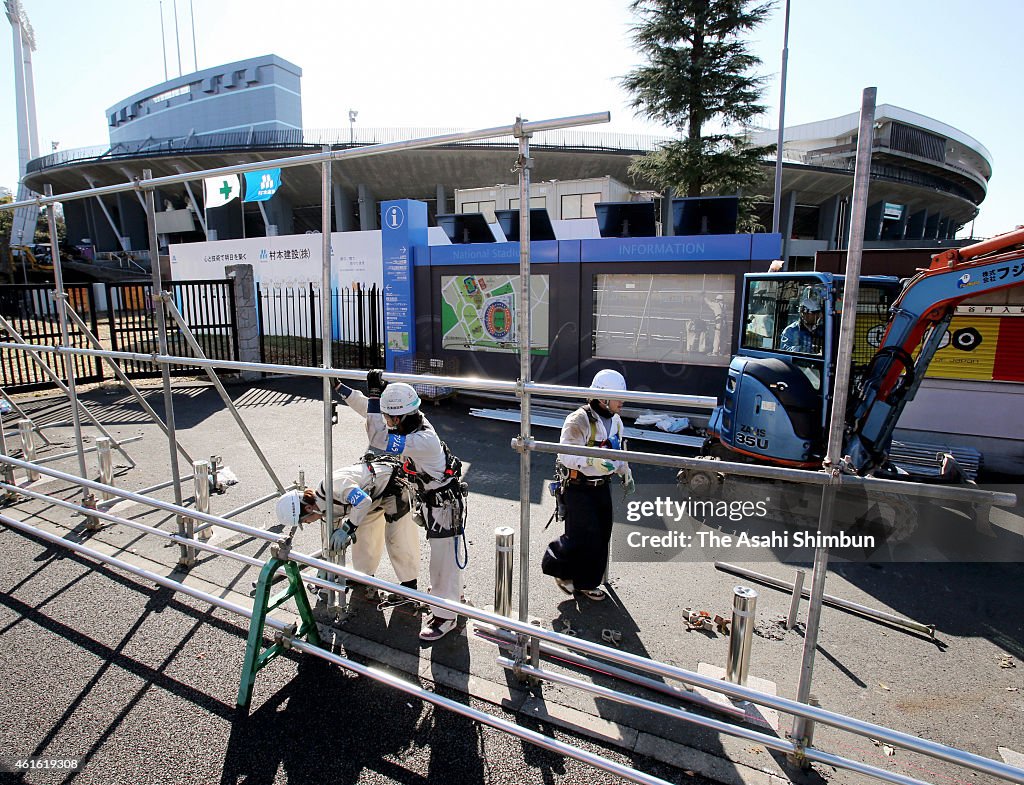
[275,489,303,527]
[799,296,822,312]
[591,368,627,393]
[380,382,421,416]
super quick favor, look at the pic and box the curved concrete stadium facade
[24,54,990,260]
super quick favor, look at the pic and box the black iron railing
[257,283,383,371]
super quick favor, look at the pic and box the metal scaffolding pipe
[0,113,612,211]
[162,296,285,492]
[0,387,53,445]
[793,88,877,749]
[0,481,264,567]
[30,435,144,466]
[0,319,136,466]
[501,659,940,785]
[44,184,90,494]
[195,490,283,531]
[96,476,179,509]
[319,149,341,608]
[61,302,193,464]
[715,562,935,637]
[285,639,677,785]
[0,454,282,545]
[0,480,350,599]
[0,341,714,408]
[518,438,1017,507]
[786,569,805,630]
[4,451,1024,784]
[0,512,270,621]
[143,168,190,565]
[0,513,683,785]
[513,119,539,670]
[477,625,755,718]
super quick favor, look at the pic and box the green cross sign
[218,180,233,199]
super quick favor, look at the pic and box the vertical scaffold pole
[790,87,877,754]
[44,185,90,501]
[513,118,539,669]
[319,148,343,610]
[143,169,191,566]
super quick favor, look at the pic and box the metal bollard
[494,527,515,617]
[96,437,114,499]
[193,460,211,540]
[786,569,805,630]
[726,585,758,685]
[18,420,38,481]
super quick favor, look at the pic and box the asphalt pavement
[0,376,1022,785]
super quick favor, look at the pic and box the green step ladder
[237,550,321,709]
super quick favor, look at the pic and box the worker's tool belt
[560,467,610,487]
[417,478,468,540]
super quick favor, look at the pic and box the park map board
[440,274,549,354]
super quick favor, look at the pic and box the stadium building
[21,54,991,264]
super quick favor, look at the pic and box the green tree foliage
[622,0,776,203]
[0,192,65,246]
[0,193,12,240]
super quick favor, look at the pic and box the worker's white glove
[621,466,636,496]
[586,457,623,474]
[329,519,357,551]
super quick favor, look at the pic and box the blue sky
[1,0,1018,238]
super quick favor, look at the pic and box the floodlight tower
[6,0,41,247]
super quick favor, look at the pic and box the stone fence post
[225,263,260,382]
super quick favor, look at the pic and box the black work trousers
[541,481,613,591]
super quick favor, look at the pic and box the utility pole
[771,0,792,238]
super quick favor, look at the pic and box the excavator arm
[844,227,1024,474]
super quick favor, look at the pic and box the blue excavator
[699,227,1024,482]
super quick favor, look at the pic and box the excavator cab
[707,272,900,467]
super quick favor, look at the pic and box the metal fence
[105,279,238,378]
[0,283,101,391]
[257,282,383,370]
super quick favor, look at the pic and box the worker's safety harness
[402,440,470,567]
[320,454,413,523]
[548,405,623,528]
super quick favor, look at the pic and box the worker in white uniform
[335,372,468,642]
[274,453,420,599]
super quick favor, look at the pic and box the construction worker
[780,295,825,355]
[335,372,468,642]
[274,453,420,599]
[542,368,634,601]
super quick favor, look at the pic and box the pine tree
[622,0,776,208]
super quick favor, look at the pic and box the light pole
[348,109,358,145]
[771,0,792,239]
